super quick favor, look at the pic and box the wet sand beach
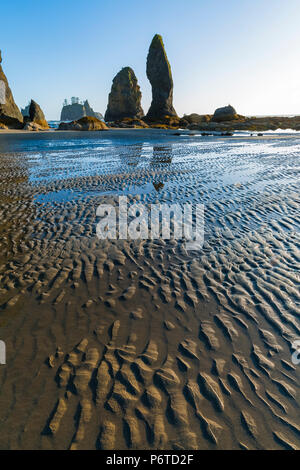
[1,127,300,138]
[0,129,299,450]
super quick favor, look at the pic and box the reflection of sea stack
[105,67,144,122]
[153,182,164,192]
[152,145,172,164]
[146,35,177,121]
[0,50,23,128]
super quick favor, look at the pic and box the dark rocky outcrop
[23,122,48,131]
[185,114,300,132]
[212,105,239,122]
[28,99,49,129]
[183,113,211,125]
[0,50,23,128]
[147,115,185,129]
[108,117,149,129]
[105,67,144,122]
[60,100,103,122]
[58,116,108,131]
[145,34,177,121]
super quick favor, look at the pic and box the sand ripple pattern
[0,131,299,449]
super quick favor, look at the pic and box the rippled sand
[0,130,299,450]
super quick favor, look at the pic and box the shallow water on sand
[0,130,299,450]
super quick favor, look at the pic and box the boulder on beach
[0,50,23,128]
[105,67,144,122]
[108,117,149,128]
[145,34,177,121]
[184,113,211,124]
[23,121,49,132]
[147,115,183,129]
[28,99,49,129]
[58,116,109,131]
[212,105,238,122]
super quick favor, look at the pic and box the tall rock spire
[145,34,177,120]
[0,50,23,127]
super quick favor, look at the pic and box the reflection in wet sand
[151,144,173,165]
[150,145,172,193]
[0,130,299,450]
[153,182,164,192]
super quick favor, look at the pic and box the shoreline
[0,127,300,140]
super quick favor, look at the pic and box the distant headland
[60,98,103,122]
[1,35,300,132]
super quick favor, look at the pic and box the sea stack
[0,50,23,128]
[105,67,144,122]
[83,100,103,121]
[27,99,49,129]
[60,99,103,121]
[145,34,177,121]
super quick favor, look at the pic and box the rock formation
[145,34,177,121]
[83,100,103,121]
[60,99,103,122]
[58,116,108,131]
[21,103,30,117]
[23,122,48,131]
[212,105,238,122]
[105,67,144,122]
[183,113,300,132]
[28,99,49,129]
[108,117,149,129]
[183,114,211,125]
[0,50,23,128]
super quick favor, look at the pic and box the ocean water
[1,128,299,200]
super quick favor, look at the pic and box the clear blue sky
[1,0,299,120]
